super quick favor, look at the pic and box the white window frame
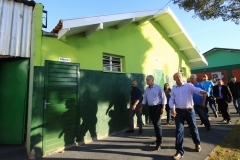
[103,55,122,72]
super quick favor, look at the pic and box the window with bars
[103,55,122,72]
[179,68,185,77]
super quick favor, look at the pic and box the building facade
[191,48,240,85]
[0,1,207,158]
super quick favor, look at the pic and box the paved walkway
[41,105,240,160]
[0,105,239,160]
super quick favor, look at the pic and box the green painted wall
[192,50,240,70]
[28,3,44,157]
[37,20,191,78]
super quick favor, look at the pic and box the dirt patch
[207,120,240,160]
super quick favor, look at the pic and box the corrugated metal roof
[0,0,33,58]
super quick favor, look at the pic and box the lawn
[207,120,240,160]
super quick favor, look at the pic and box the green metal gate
[0,58,29,144]
[43,61,80,155]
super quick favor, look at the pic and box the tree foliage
[172,0,240,24]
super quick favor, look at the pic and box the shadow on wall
[78,89,98,142]
[77,71,146,142]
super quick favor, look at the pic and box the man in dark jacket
[213,79,233,124]
[228,76,240,116]
[125,81,143,134]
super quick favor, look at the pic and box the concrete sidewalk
[41,105,240,160]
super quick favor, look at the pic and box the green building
[0,1,207,158]
[191,48,240,85]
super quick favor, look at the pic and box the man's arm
[226,86,233,103]
[159,87,166,114]
[169,89,177,117]
[190,84,208,95]
[140,90,147,113]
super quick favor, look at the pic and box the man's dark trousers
[194,104,210,130]
[149,104,162,146]
[129,103,142,130]
[217,99,231,121]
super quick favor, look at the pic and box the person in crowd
[228,76,240,116]
[213,79,233,124]
[202,74,218,119]
[140,75,166,151]
[125,81,143,134]
[169,73,208,160]
[190,74,211,132]
[163,83,174,125]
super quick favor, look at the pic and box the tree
[172,0,240,24]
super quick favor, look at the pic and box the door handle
[44,100,50,109]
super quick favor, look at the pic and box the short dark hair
[232,76,236,78]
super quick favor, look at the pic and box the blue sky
[37,0,240,53]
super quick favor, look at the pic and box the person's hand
[201,101,205,107]
[132,104,137,110]
[200,91,208,95]
[171,108,177,117]
[160,107,165,114]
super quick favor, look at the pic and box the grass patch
[207,120,240,160]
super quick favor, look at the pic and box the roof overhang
[53,7,207,68]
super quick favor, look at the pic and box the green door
[43,61,80,155]
[0,58,29,144]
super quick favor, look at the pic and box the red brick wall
[232,69,240,81]
[195,70,228,85]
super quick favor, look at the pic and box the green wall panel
[77,70,147,141]
[31,67,153,157]
[30,66,45,157]
[192,50,240,70]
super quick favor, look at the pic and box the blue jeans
[149,105,162,145]
[175,108,201,156]
[233,98,240,113]
[194,105,210,129]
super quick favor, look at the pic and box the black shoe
[207,128,211,133]
[155,144,161,151]
[125,129,134,133]
[139,130,142,134]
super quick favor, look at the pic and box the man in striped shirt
[169,73,208,160]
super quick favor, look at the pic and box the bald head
[132,81,138,86]
[131,81,138,88]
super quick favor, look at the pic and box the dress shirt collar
[148,83,156,89]
[175,82,186,87]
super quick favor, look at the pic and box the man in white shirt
[169,73,208,160]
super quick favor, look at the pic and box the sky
[36,0,240,54]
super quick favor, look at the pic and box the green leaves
[172,0,240,24]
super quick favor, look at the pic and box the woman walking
[164,83,174,125]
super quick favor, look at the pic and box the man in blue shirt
[190,74,211,132]
[141,75,166,151]
[201,74,218,118]
[125,81,143,134]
